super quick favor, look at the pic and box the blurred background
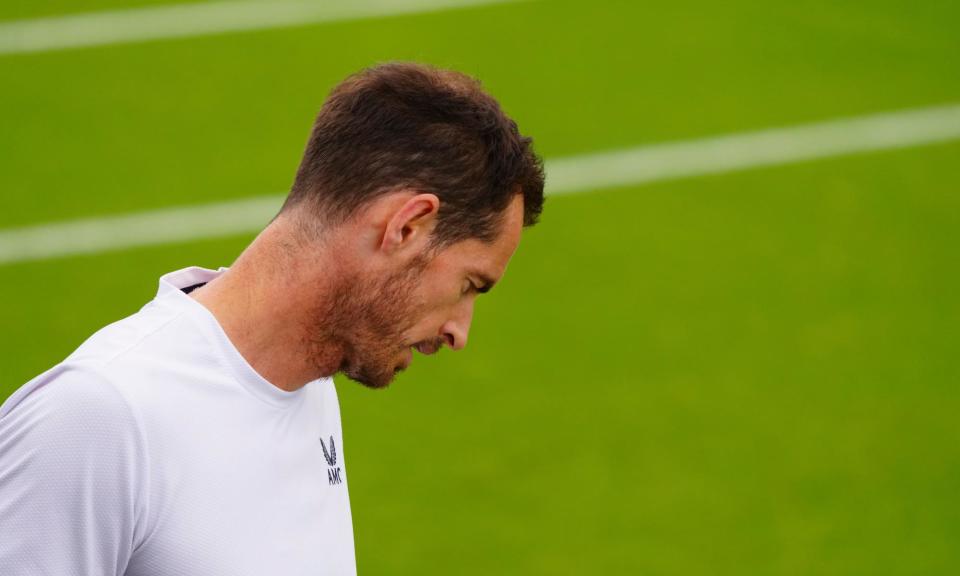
[1,0,958,573]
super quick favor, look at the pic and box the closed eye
[462,279,486,296]
[464,271,496,295]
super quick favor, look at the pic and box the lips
[414,341,441,355]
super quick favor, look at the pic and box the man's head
[277,62,544,389]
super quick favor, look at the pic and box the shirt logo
[320,436,343,485]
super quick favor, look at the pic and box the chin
[340,346,410,390]
[343,364,397,390]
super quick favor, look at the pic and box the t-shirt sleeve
[0,365,147,575]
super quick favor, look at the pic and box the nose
[441,299,474,351]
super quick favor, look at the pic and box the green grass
[2,1,959,574]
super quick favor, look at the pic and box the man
[0,62,544,575]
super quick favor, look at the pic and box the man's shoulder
[3,294,208,425]
[0,362,151,570]
[0,363,142,448]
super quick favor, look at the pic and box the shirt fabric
[0,266,357,575]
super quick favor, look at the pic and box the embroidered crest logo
[320,435,343,485]
[320,436,337,466]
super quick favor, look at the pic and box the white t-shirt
[0,266,357,575]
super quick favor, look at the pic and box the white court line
[1,102,959,265]
[0,0,526,56]
[546,103,960,195]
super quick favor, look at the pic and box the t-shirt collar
[155,266,319,408]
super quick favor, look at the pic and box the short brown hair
[281,62,545,246]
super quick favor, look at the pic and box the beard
[303,255,430,389]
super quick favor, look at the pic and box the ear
[379,193,440,254]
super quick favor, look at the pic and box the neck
[189,219,344,392]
